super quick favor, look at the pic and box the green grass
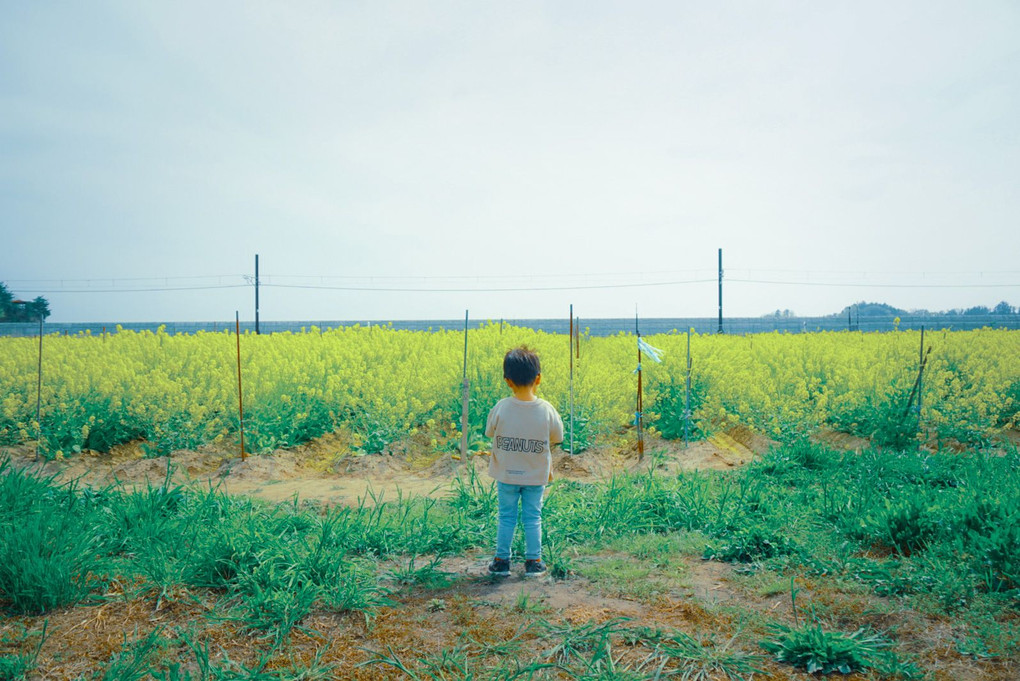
[1,436,1019,678]
[0,622,47,681]
[575,555,680,601]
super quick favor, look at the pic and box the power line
[15,284,251,294]
[730,278,1020,289]
[264,279,717,293]
[5,274,244,284]
[263,269,712,282]
[7,270,1019,294]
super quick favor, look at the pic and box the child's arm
[549,408,565,446]
[484,405,498,439]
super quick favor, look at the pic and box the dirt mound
[217,450,302,481]
[0,426,776,506]
[812,427,871,452]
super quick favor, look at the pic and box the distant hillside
[835,301,906,317]
[832,300,1017,317]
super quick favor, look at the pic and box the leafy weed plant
[760,621,890,675]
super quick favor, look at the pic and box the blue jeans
[495,481,545,560]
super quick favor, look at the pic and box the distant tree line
[836,300,1018,317]
[762,301,1019,319]
[0,282,50,322]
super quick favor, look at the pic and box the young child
[485,346,564,577]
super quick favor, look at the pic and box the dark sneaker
[488,558,510,576]
[524,559,547,577]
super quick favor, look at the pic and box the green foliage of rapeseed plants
[646,375,708,441]
[5,326,1019,457]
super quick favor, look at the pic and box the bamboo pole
[235,311,247,461]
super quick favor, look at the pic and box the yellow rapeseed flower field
[1,325,1017,457]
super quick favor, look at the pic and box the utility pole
[254,254,260,335]
[717,248,723,334]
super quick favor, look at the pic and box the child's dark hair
[503,346,541,386]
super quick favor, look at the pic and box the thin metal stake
[35,315,43,460]
[235,311,247,461]
[636,309,644,459]
[685,329,692,448]
[255,254,260,335]
[903,326,931,426]
[717,248,724,334]
[459,310,469,462]
[569,304,575,455]
[917,326,925,432]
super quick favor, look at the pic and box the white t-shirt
[485,396,565,486]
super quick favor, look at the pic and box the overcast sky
[2,1,1018,323]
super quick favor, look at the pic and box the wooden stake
[235,311,247,461]
[459,310,469,462]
